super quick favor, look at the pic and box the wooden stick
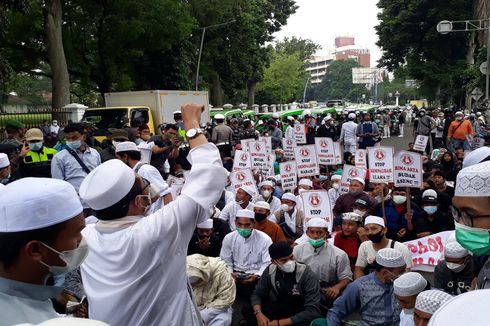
[406,187,411,212]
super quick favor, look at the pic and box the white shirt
[133,162,171,214]
[271,207,300,232]
[49,124,60,134]
[340,121,358,144]
[254,195,281,214]
[328,188,341,207]
[285,126,295,139]
[219,201,255,231]
[355,240,413,269]
[80,143,227,326]
[220,229,272,275]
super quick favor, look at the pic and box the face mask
[0,173,10,185]
[349,190,360,196]
[393,195,407,205]
[423,206,437,215]
[419,112,425,117]
[278,260,295,273]
[281,204,292,212]
[254,212,268,222]
[66,140,82,150]
[402,308,414,315]
[367,231,384,243]
[137,183,160,214]
[298,188,306,194]
[236,199,246,205]
[332,183,340,190]
[262,190,272,198]
[112,140,121,148]
[308,238,325,247]
[353,209,366,217]
[29,142,43,151]
[141,134,150,141]
[456,117,463,121]
[455,223,490,256]
[53,122,58,126]
[40,238,89,276]
[236,227,253,238]
[446,261,466,272]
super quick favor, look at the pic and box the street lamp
[195,20,236,91]
[395,91,400,106]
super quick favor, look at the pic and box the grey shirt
[416,116,433,135]
[211,124,233,145]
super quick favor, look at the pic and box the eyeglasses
[450,206,490,227]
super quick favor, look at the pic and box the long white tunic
[219,201,255,231]
[340,121,358,144]
[220,229,272,276]
[81,143,227,326]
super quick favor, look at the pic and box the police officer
[20,128,58,178]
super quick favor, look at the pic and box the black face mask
[255,212,268,222]
[367,231,384,243]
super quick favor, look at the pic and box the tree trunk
[44,0,70,117]
[211,74,223,107]
[247,80,256,106]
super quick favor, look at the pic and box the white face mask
[262,190,272,198]
[40,238,89,276]
[281,204,293,212]
[446,261,466,272]
[393,195,407,205]
[332,183,340,190]
[278,260,295,273]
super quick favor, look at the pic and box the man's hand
[397,228,407,238]
[198,237,210,250]
[405,212,413,222]
[181,103,204,131]
[357,227,368,241]
[256,312,270,326]
[323,286,341,300]
[241,275,259,285]
[20,141,29,158]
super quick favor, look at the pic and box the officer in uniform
[20,128,58,178]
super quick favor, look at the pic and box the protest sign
[367,147,394,183]
[301,190,333,232]
[282,138,297,160]
[394,151,422,188]
[280,161,298,191]
[240,138,254,152]
[167,175,184,199]
[404,231,453,272]
[315,137,336,165]
[294,124,307,144]
[260,136,272,154]
[413,135,429,152]
[230,169,259,197]
[267,154,276,176]
[340,164,367,193]
[472,137,485,149]
[333,142,342,164]
[294,145,319,177]
[233,150,251,171]
[248,141,268,171]
[355,149,367,169]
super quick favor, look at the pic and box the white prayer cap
[444,241,469,259]
[331,174,342,181]
[79,159,136,210]
[197,219,213,229]
[259,180,275,188]
[375,248,406,268]
[0,178,82,232]
[115,141,139,153]
[298,178,313,188]
[236,209,254,220]
[254,201,270,210]
[0,153,9,168]
[455,161,490,197]
[415,290,453,315]
[348,113,356,119]
[173,110,181,115]
[16,317,109,325]
[281,193,297,203]
[287,116,295,121]
[272,113,280,118]
[394,272,427,297]
[306,218,328,229]
[214,114,225,120]
[455,111,463,116]
[364,215,385,227]
[422,189,437,198]
[351,177,365,186]
[323,116,332,123]
[462,146,490,168]
[341,212,362,222]
[428,289,490,326]
[239,185,255,197]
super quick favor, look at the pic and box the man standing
[1,119,25,147]
[50,119,60,137]
[220,186,255,231]
[0,153,12,185]
[149,124,181,177]
[284,117,295,139]
[211,114,233,157]
[315,116,338,140]
[414,109,434,154]
[99,129,129,163]
[20,128,58,178]
[267,119,283,149]
[356,113,379,149]
[340,113,358,154]
[447,111,474,151]
[78,103,227,325]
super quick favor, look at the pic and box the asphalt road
[379,123,414,152]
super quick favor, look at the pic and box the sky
[274,0,382,67]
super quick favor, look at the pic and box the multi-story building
[305,55,334,85]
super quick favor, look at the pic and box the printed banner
[294,145,319,177]
[282,138,297,160]
[240,138,254,152]
[355,149,367,169]
[315,137,336,165]
[233,150,251,171]
[280,161,298,191]
[404,231,453,272]
[260,136,272,154]
[333,142,343,164]
[340,164,367,194]
[301,190,333,232]
[248,141,268,171]
[294,124,307,144]
[413,135,429,152]
[367,146,394,183]
[394,151,422,188]
[230,168,259,197]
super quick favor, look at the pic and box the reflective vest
[21,147,58,178]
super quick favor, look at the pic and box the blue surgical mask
[29,142,43,151]
[66,140,82,150]
[423,206,437,215]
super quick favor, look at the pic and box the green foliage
[275,36,321,61]
[314,59,366,101]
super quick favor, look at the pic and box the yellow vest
[23,147,58,164]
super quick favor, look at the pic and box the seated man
[333,212,367,272]
[413,194,454,238]
[219,186,255,231]
[187,254,236,326]
[253,201,287,243]
[333,177,376,218]
[413,290,453,326]
[293,218,352,310]
[273,193,305,243]
[249,242,321,326]
[188,219,222,257]
[327,248,407,326]
[354,216,412,279]
[255,180,281,213]
[394,272,429,326]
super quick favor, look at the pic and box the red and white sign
[248,141,268,171]
[301,190,333,232]
[233,150,251,171]
[367,146,394,183]
[230,168,259,197]
[294,124,307,144]
[404,231,453,272]
[333,142,343,164]
[355,149,367,169]
[240,138,254,152]
[394,151,422,188]
[260,136,272,154]
[413,135,429,152]
[315,137,336,165]
[340,164,367,193]
[282,138,297,160]
[294,145,319,177]
[280,161,298,191]
[267,154,276,176]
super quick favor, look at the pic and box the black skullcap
[269,241,292,260]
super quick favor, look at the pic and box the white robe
[133,161,171,214]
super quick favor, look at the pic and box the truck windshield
[82,108,128,135]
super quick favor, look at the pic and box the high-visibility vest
[21,147,58,178]
[23,147,57,164]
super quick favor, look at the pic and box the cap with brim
[351,177,365,186]
[353,198,368,208]
[394,272,428,297]
[463,147,490,168]
[281,193,297,203]
[5,119,25,129]
[254,201,270,210]
[0,178,83,232]
[415,290,453,315]
[236,209,254,220]
[197,219,213,229]
[306,218,328,229]
[422,196,437,204]
[116,141,139,153]
[298,178,313,188]
[269,241,292,260]
[0,153,9,168]
[455,161,490,196]
[444,241,469,259]
[25,128,44,141]
[342,212,362,222]
[364,215,385,227]
[375,248,406,268]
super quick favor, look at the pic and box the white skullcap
[281,193,297,203]
[16,317,109,326]
[415,290,453,315]
[348,113,356,119]
[323,116,332,123]
[351,177,365,186]
[306,218,329,229]
[455,111,463,116]
[394,272,428,297]
[428,289,490,326]
[197,219,213,229]
[287,116,295,121]
[342,212,362,222]
[331,174,342,181]
[0,178,82,232]
[444,241,469,259]
[375,248,406,268]
[298,178,313,188]
[254,201,270,210]
[173,110,181,115]
[79,159,136,210]
[214,114,225,120]
[240,185,255,197]
[364,215,385,227]
[462,146,490,168]
[455,161,490,196]
[0,153,9,168]
[272,113,279,118]
[259,180,275,188]
[236,209,254,220]
[115,141,139,153]
[422,189,437,198]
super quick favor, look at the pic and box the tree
[275,36,321,61]
[315,59,366,101]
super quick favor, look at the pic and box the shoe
[398,135,403,137]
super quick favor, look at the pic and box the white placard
[394,151,422,188]
[315,137,336,165]
[294,124,307,144]
[404,231,453,272]
[472,137,485,149]
[293,145,319,177]
[267,154,276,176]
[340,164,367,193]
[233,150,251,171]
[355,149,367,169]
[333,142,343,164]
[301,190,333,232]
[248,141,268,171]
[230,169,259,197]
[282,138,297,160]
[260,136,272,154]
[367,146,394,183]
[280,161,298,191]
[413,135,429,152]
[167,175,184,199]
[240,138,254,152]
